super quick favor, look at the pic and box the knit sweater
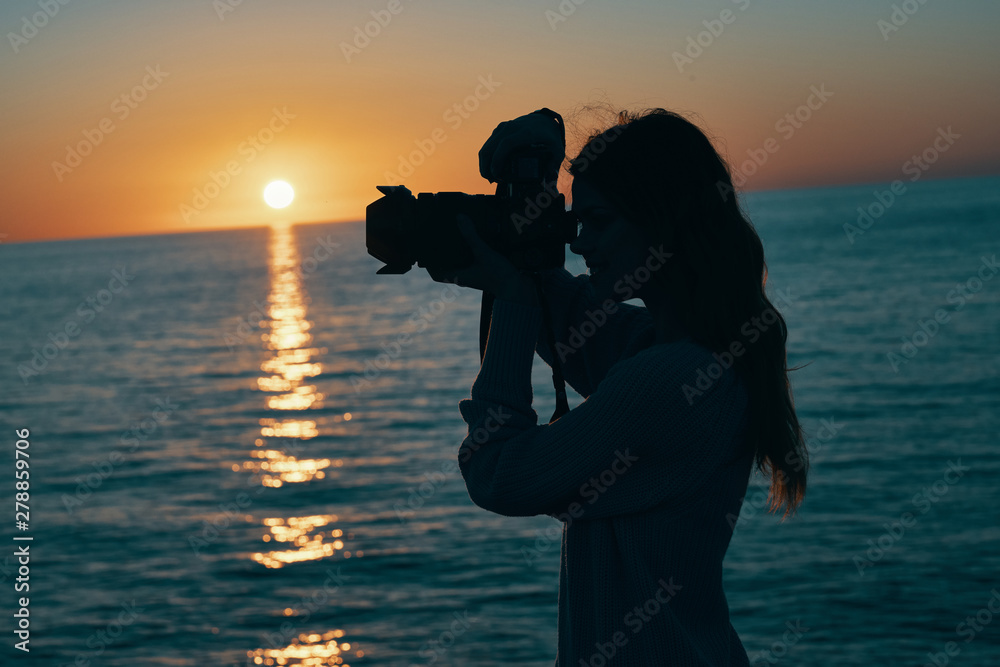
[457,268,754,666]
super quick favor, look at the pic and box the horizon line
[4,171,998,247]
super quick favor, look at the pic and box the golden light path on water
[247,630,364,666]
[240,222,364,665]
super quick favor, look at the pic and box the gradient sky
[1,0,998,243]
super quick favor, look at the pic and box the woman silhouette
[434,107,808,666]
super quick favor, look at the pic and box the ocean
[1,174,998,666]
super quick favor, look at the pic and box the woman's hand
[427,215,539,307]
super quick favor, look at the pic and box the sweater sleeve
[532,268,656,398]
[458,296,748,520]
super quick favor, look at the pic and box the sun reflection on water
[251,514,362,569]
[259,418,319,441]
[247,629,365,666]
[241,224,365,660]
[241,223,334,488]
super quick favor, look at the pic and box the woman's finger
[478,121,509,180]
[456,215,491,258]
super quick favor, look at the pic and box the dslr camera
[366,145,576,276]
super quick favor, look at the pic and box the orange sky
[1,0,998,243]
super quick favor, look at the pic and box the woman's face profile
[569,177,653,302]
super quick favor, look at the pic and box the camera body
[366,146,576,275]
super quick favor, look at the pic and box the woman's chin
[587,272,613,299]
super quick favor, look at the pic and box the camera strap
[478,278,570,425]
[532,274,571,423]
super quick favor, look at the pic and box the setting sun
[264,180,295,209]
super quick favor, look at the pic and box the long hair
[567,108,808,518]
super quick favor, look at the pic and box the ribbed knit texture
[458,268,754,666]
